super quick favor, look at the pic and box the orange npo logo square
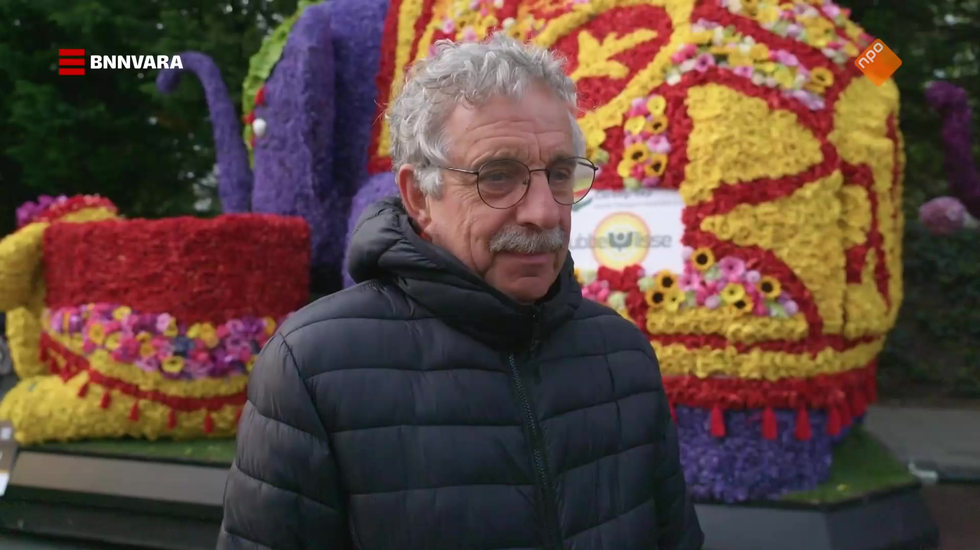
[855,39,901,86]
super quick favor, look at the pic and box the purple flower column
[675,405,834,503]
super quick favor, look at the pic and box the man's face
[402,86,575,303]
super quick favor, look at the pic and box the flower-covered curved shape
[0,204,312,445]
[920,81,979,234]
[369,0,904,501]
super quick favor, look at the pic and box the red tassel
[235,407,244,425]
[761,407,778,440]
[795,406,812,441]
[249,135,256,148]
[167,409,177,430]
[852,387,867,417]
[242,112,255,125]
[254,85,266,106]
[99,389,111,409]
[669,402,677,423]
[77,381,89,398]
[129,400,140,422]
[204,411,214,434]
[827,406,842,436]
[709,405,725,438]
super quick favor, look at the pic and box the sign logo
[592,212,650,270]
[57,49,183,75]
[855,39,901,86]
[59,49,86,76]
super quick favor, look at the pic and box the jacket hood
[346,196,582,350]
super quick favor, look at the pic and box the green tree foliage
[0,0,299,236]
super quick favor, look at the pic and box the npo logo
[58,48,183,76]
[854,39,902,86]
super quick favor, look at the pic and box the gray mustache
[489,225,566,255]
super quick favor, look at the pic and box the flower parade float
[918,81,980,235]
[0,191,310,546]
[363,0,936,547]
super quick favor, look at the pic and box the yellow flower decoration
[136,331,152,342]
[646,95,667,116]
[691,248,716,272]
[758,61,778,74]
[161,356,185,374]
[721,283,746,304]
[654,270,677,291]
[730,295,755,315]
[263,316,278,336]
[749,43,770,61]
[617,158,637,179]
[163,318,179,338]
[810,67,834,88]
[644,115,669,135]
[645,288,666,308]
[645,154,669,177]
[623,143,649,164]
[112,306,132,321]
[87,323,106,345]
[843,42,860,56]
[189,322,219,347]
[691,31,714,44]
[773,67,796,89]
[246,356,257,372]
[105,333,122,351]
[728,51,755,67]
[139,342,155,359]
[664,288,686,313]
[757,6,780,24]
[624,116,646,135]
[759,276,782,299]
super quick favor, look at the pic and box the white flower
[666,71,682,86]
[252,118,267,137]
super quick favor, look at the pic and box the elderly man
[219,34,703,550]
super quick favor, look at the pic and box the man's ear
[397,164,431,228]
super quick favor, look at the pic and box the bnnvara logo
[57,48,183,76]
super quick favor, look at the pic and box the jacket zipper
[508,310,563,549]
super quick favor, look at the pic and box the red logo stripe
[58,68,85,76]
[59,48,85,56]
[59,58,85,66]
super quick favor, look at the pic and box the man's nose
[516,172,561,229]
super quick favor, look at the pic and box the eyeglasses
[441,157,597,209]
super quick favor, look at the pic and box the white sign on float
[569,189,686,275]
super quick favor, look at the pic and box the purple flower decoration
[694,53,716,73]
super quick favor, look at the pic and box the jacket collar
[347,196,582,350]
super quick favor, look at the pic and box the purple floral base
[676,405,836,503]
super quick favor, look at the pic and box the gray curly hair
[385,33,586,196]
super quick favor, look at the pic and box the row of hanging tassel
[75,379,243,434]
[667,382,874,442]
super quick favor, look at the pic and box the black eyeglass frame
[440,156,598,210]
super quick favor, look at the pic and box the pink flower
[919,196,968,235]
[695,287,712,305]
[670,44,697,64]
[705,295,722,309]
[82,340,97,354]
[694,53,715,72]
[821,4,841,18]
[744,270,761,284]
[155,313,174,333]
[646,134,671,154]
[773,50,799,66]
[733,66,755,79]
[217,324,230,339]
[624,134,642,147]
[682,246,695,260]
[782,300,799,316]
[680,271,703,291]
[440,17,455,34]
[628,97,649,117]
[717,256,746,281]
[135,357,160,373]
[630,164,646,179]
[596,287,611,302]
[461,27,478,42]
[753,299,769,316]
[641,177,660,188]
[191,349,210,364]
[786,23,802,36]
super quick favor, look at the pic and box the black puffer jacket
[218,197,703,550]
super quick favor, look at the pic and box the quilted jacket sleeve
[217,332,349,549]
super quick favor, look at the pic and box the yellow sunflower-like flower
[87,323,106,345]
[112,306,132,321]
[617,158,637,179]
[161,356,185,374]
[645,154,669,177]
[646,95,667,116]
[654,270,677,291]
[163,318,179,338]
[757,6,780,25]
[759,276,782,299]
[644,115,669,135]
[645,288,666,308]
[623,143,649,164]
[810,67,834,88]
[136,331,152,342]
[105,333,122,351]
[773,67,796,89]
[263,316,278,336]
[139,342,155,358]
[691,247,716,271]
[624,116,647,135]
[730,295,755,315]
[721,283,746,304]
[664,287,686,312]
